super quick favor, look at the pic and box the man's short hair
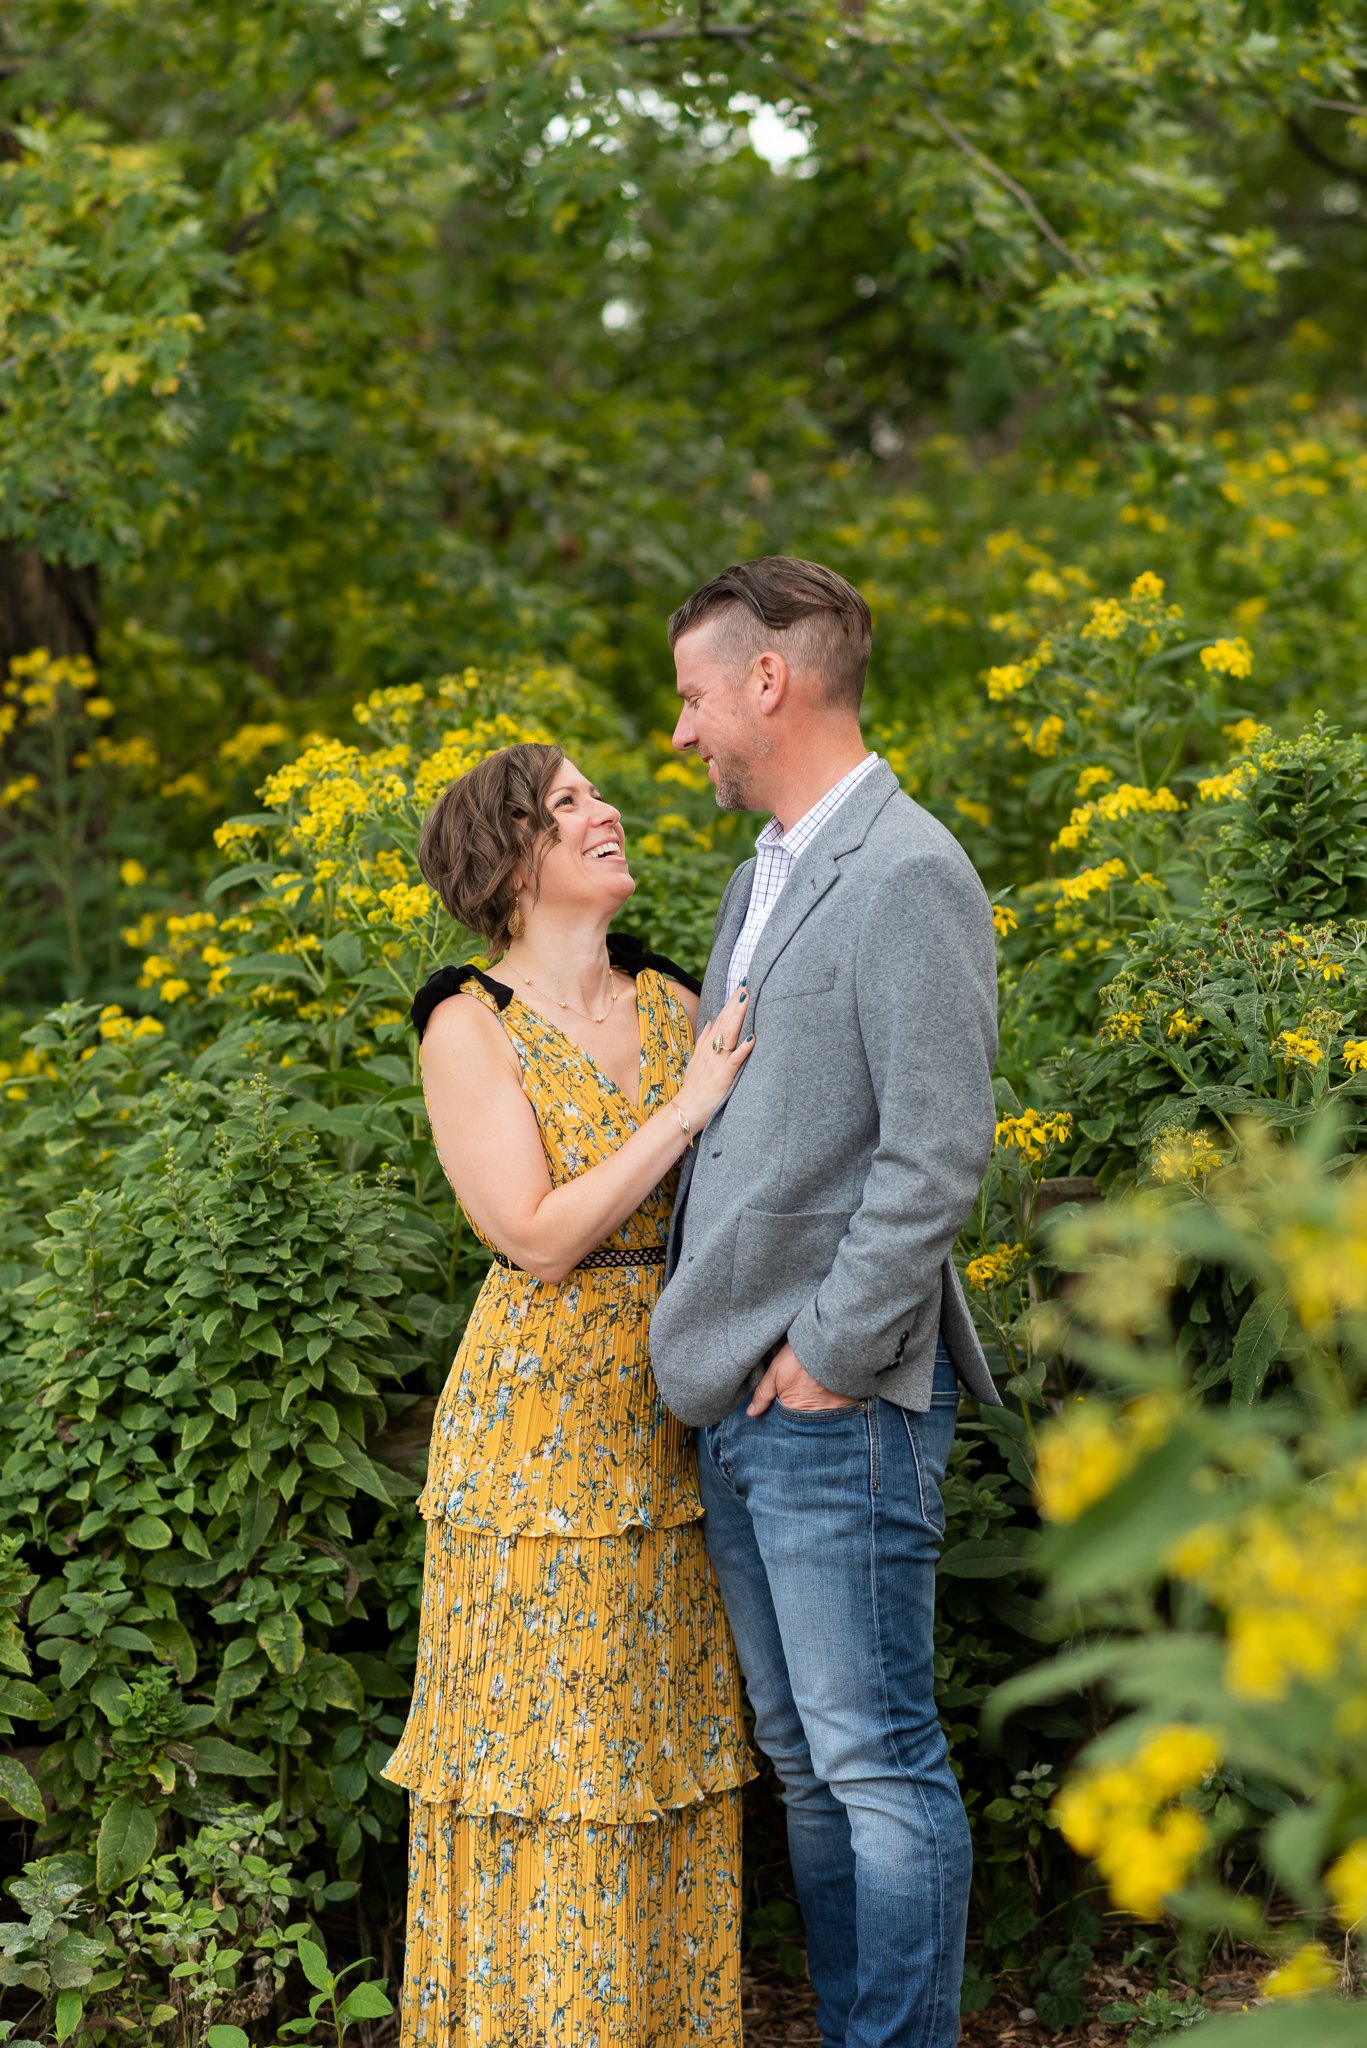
[668,556,872,710]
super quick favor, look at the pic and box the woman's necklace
[514,959,623,1027]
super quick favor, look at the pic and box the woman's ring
[712,1035,723,1054]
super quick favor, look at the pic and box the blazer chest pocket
[759,966,837,1003]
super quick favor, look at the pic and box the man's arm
[779,850,998,1400]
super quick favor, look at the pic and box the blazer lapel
[668,854,756,1274]
[699,857,754,1026]
[743,761,899,999]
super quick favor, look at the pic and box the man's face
[671,625,771,813]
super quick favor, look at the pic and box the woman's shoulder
[411,962,513,1044]
[606,930,701,995]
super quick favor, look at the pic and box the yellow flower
[965,1242,1024,1291]
[217,822,262,855]
[1035,1393,1177,1525]
[1151,1127,1223,1184]
[1277,1030,1323,1067]
[161,771,209,802]
[955,797,992,829]
[1075,765,1113,797]
[131,1016,165,1038]
[370,881,434,929]
[1196,765,1255,803]
[1056,858,1126,905]
[1133,1725,1223,1803]
[1262,1943,1337,2001]
[1326,1840,1367,1932]
[1165,1009,1200,1042]
[219,721,291,768]
[85,696,115,718]
[638,832,665,857]
[1100,1009,1144,1043]
[1222,717,1264,749]
[984,663,1029,702]
[1129,572,1165,600]
[1028,714,1065,758]
[654,759,708,788]
[994,1107,1073,1166]
[1199,638,1254,679]
[98,1010,133,1041]
[158,978,190,1003]
[1080,596,1131,641]
[118,859,148,886]
[1344,1040,1367,1074]
[992,903,1018,938]
[1054,1729,1214,1920]
[1,774,40,808]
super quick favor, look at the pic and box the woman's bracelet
[675,1104,693,1147]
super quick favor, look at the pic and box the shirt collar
[756,753,880,855]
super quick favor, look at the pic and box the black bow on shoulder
[409,932,700,1041]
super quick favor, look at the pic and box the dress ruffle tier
[383,1518,752,1820]
[386,971,753,2047]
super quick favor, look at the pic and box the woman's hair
[417,742,565,951]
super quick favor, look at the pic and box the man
[649,557,1001,2048]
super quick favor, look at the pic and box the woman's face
[523,759,635,921]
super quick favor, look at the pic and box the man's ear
[752,649,790,715]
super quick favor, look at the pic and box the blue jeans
[697,1344,969,2048]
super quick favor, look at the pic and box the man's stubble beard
[711,735,772,814]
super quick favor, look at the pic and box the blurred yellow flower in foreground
[1035,1392,1178,1524]
[1262,1943,1337,2001]
[1054,1723,1220,1919]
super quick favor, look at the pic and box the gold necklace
[514,960,623,1027]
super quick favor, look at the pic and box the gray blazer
[649,760,1002,1427]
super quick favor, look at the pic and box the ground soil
[740,1948,1270,2045]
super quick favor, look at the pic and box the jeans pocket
[899,1407,949,1537]
[773,1395,865,1418]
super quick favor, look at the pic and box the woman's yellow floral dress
[384,959,753,2047]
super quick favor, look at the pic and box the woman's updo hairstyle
[417,742,565,953]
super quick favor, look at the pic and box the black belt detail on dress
[490,1244,667,1274]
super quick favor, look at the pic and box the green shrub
[1,1033,426,1913]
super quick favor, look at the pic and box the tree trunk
[0,544,100,676]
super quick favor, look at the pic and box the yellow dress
[384,965,754,2047]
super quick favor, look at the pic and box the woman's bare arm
[420,985,749,1282]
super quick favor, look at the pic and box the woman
[383,741,756,2046]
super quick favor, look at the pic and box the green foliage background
[2,1,1367,2039]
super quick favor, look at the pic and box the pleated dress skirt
[384,969,753,2046]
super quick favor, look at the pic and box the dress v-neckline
[508,975,648,1117]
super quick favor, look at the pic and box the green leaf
[54,1990,82,2044]
[337,1982,394,2021]
[143,1617,198,1683]
[296,1937,332,1992]
[95,1794,157,1892]
[332,1432,396,1506]
[310,1655,364,1713]
[89,1674,132,1723]
[257,1610,305,1676]
[1199,2005,1367,2047]
[125,1513,173,1550]
[206,2028,251,2048]
[0,1754,46,1823]
[58,1642,96,1690]
[1229,1289,1290,1403]
[938,1539,1025,1579]
[191,1736,273,1778]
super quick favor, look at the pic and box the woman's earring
[507,902,525,941]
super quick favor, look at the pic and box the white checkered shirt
[726,754,880,997]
